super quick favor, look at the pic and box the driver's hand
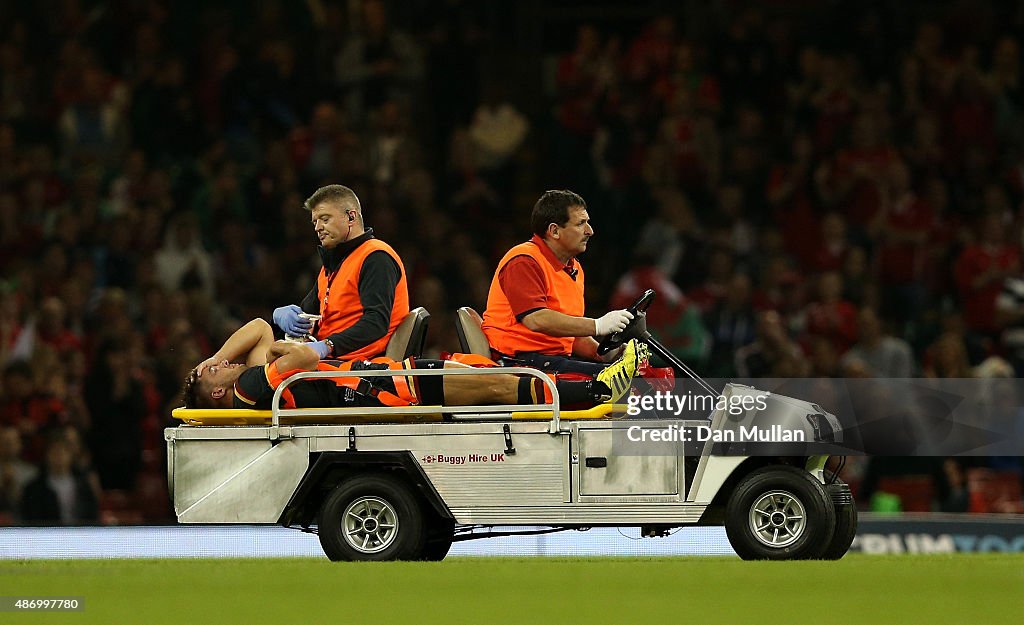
[594,309,634,336]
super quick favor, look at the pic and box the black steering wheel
[596,289,656,356]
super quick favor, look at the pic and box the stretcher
[171,402,618,426]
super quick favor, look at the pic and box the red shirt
[805,300,859,354]
[954,244,1020,332]
[767,164,820,267]
[498,235,579,321]
[878,194,935,285]
[834,147,899,226]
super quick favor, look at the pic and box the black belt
[354,378,381,398]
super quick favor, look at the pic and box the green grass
[1,555,1021,625]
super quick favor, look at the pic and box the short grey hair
[303,184,362,214]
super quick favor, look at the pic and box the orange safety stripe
[264,362,297,408]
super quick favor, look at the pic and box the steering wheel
[596,289,656,356]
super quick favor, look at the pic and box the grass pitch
[2,555,1021,625]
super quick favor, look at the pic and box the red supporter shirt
[834,147,898,227]
[878,194,935,285]
[954,244,1020,332]
[805,300,859,354]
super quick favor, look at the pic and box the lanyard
[322,268,341,311]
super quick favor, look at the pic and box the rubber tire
[821,475,858,560]
[421,519,455,561]
[318,474,425,561]
[725,465,837,560]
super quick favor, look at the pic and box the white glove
[594,309,634,336]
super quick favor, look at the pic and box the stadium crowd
[1,0,1023,524]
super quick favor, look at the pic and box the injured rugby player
[182,318,645,411]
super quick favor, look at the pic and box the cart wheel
[821,473,858,560]
[318,474,425,561]
[421,519,455,561]
[725,465,836,560]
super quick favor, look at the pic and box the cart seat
[455,307,491,357]
[385,307,430,360]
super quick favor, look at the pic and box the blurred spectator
[996,274,1024,374]
[554,24,606,142]
[923,332,973,378]
[0,426,36,522]
[634,188,702,281]
[840,307,915,378]
[366,99,425,188]
[938,458,970,513]
[704,273,756,376]
[954,211,1020,335]
[0,285,32,365]
[808,336,841,377]
[291,101,364,186]
[840,246,875,308]
[84,338,145,490]
[805,272,858,354]
[767,132,820,267]
[34,296,83,356]
[57,64,129,168]
[0,360,67,457]
[20,435,98,526]
[687,246,735,313]
[335,0,424,123]
[467,84,529,197]
[153,214,216,299]
[809,212,849,273]
[610,254,707,364]
[734,310,806,378]
[873,160,936,325]
[828,113,899,235]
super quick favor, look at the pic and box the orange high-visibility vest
[482,241,585,356]
[315,239,409,361]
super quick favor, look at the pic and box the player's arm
[266,341,320,373]
[196,318,276,376]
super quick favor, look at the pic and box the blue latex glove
[308,340,332,359]
[273,305,311,336]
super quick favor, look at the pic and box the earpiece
[348,211,355,222]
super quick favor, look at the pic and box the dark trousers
[506,352,606,377]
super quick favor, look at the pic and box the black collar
[318,228,375,272]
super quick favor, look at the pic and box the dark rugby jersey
[231,359,437,409]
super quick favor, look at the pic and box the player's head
[304,184,363,248]
[183,361,245,408]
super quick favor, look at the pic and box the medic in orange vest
[272,185,410,361]
[481,189,635,376]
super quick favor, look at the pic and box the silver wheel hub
[749,490,806,548]
[342,496,399,554]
